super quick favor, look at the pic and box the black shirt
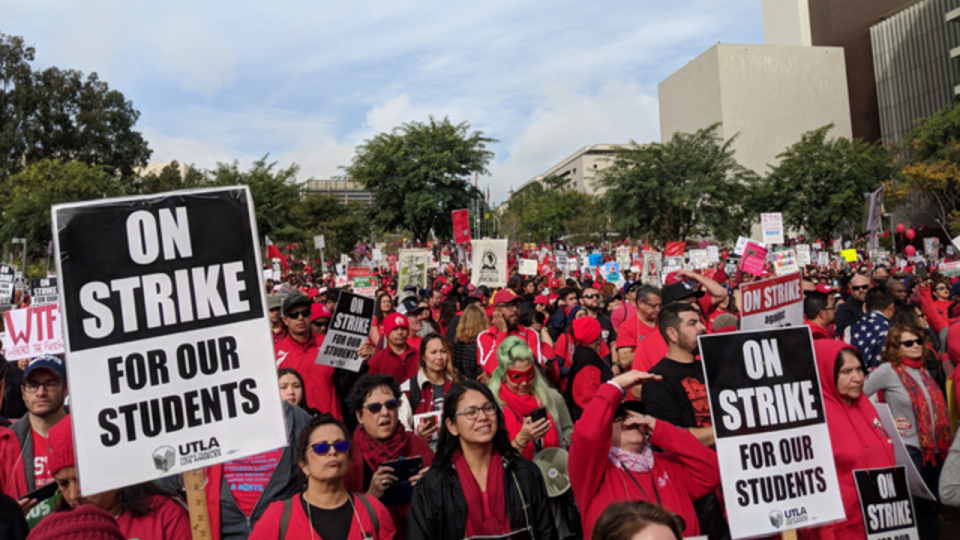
[643,357,711,429]
[301,494,354,540]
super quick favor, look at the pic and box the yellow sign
[841,249,858,263]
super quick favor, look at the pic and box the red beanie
[26,504,125,540]
[47,415,75,477]
[382,313,409,337]
[572,317,602,345]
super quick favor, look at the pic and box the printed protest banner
[372,248,382,261]
[740,241,769,277]
[316,291,374,372]
[689,249,710,270]
[519,258,538,276]
[471,239,508,288]
[740,273,804,331]
[2,304,64,360]
[853,466,919,540]
[707,245,720,263]
[603,262,622,285]
[761,213,784,245]
[871,250,889,265]
[734,236,750,257]
[924,237,939,258]
[52,186,286,495]
[941,261,960,277]
[30,277,59,306]
[397,249,430,292]
[313,235,325,250]
[841,249,858,263]
[662,256,684,278]
[818,252,829,267]
[569,254,580,273]
[452,209,471,244]
[795,245,811,266]
[588,253,603,268]
[873,404,936,501]
[699,327,845,538]
[641,251,662,286]
[773,249,799,276]
[353,277,378,298]
[346,266,370,281]
[616,246,631,268]
[0,264,14,305]
[555,249,569,272]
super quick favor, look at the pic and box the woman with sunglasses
[489,337,572,460]
[569,370,719,539]
[863,325,951,540]
[931,277,954,317]
[408,381,557,540]
[345,374,432,540]
[249,414,395,540]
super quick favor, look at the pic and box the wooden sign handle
[781,530,798,540]
[183,469,212,540]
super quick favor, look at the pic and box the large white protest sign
[699,327,845,539]
[0,265,14,305]
[397,249,430,292]
[316,291,373,372]
[662,256,684,279]
[30,277,59,306]
[795,245,811,266]
[641,251,661,287]
[773,249,799,276]
[616,246,631,268]
[853,467,919,540]
[52,186,286,495]
[762,213,784,245]
[3,304,64,360]
[707,245,720,263]
[313,235,325,250]
[688,249,709,270]
[518,258,538,276]
[817,252,829,267]
[739,273,804,331]
[471,239,508,288]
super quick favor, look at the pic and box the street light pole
[11,238,26,278]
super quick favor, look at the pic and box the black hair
[519,311,545,328]
[438,297,459,327]
[277,368,307,409]
[834,346,865,387]
[803,291,830,320]
[865,287,895,313]
[558,287,580,301]
[434,381,519,467]
[348,373,401,414]
[295,414,351,468]
[657,303,699,343]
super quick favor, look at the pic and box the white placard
[519,258,538,276]
[734,236,750,257]
[313,235,325,250]
[471,239,508,288]
[739,273,804,331]
[316,291,374,372]
[689,249,709,269]
[761,213,784,245]
[795,244,811,266]
[2,304,64,360]
[397,249,430,292]
[706,245,720,263]
[773,249,799,276]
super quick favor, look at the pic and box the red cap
[549,278,561,288]
[492,289,523,306]
[572,317,601,345]
[592,281,603,289]
[534,294,550,305]
[48,415,75,476]
[382,313,409,337]
[441,285,452,295]
[311,303,332,321]
[663,272,684,286]
[306,288,320,299]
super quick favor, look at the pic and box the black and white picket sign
[53,186,286,495]
[30,277,58,306]
[854,466,919,540]
[0,264,14,305]
[316,290,374,372]
[698,326,845,538]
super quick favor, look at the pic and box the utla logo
[180,437,220,455]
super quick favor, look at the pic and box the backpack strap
[354,492,380,536]
[279,496,293,540]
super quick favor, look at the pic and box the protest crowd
[3,209,960,540]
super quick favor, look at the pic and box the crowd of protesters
[1,232,960,540]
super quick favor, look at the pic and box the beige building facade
[515,144,635,197]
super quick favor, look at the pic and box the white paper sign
[773,249,800,276]
[2,304,64,360]
[734,236,750,257]
[471,239,508,288]
[762,213,784,244]
[397,249,430,292]
[706,245,720,263]
[689,249,709,269]
[316,291,374,372]
[313,235,325,250]
[795,244,811,266]
[818,252,829,267]
[519,258,538,276]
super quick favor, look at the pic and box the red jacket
[805,321,831,340]
[275,333,341,419]
[0,425,21,498]
[570,383,720,538]
[248,493,395,540]
[476,325,553,376]
[367,346,420,384]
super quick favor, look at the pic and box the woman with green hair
[489,336,573,459]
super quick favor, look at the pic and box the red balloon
[896,223,905,233]
[906,229,916,240]
[905,245,916,257]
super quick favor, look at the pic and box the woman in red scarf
[802,340,896,540]
[345,374,434,540]
[488,336,572,459]
[863,325,951,540]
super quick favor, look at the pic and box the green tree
[0,159,125,258]
[597,125,756,241]
[209,155,304,243]
[138,161,206,194]
[504,178,603,243]
[290,192,369,256]
[0,32,151,182]
[343,116,496,243]
[750,124,895,241]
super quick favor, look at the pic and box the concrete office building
[659,43,852,177]
[514,144,634,196]
[306,179,374,205]
[871,0,960,146]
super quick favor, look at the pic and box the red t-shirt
[223,449,283,516]
[115,495,191,540]
[617,317,668,373]
[31,430,52,487]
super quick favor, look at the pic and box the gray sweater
[863,363,934,451]
[941,435,960,507]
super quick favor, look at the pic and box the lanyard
[619,462,662,508]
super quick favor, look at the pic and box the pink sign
[739,241,769,277]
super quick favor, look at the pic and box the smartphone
[529,407,547,424]
[422,416,436,430]
[22,481,58,502]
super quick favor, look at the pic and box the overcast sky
[2,1,763,204]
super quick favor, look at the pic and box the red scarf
[895,358,951,466]
[453,448,510,537]
[498,386,561,460]
[355,423,407,472]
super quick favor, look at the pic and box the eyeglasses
[363,399,401,414]
[641,299,662,310]
[310,440,351,455]
[850,285,870,292]
[506,368,535,383]
[286,309,311,320]
[900,339,922,348]
[23,379,63,393]
[456,402,498,420]
[583,293,601,299]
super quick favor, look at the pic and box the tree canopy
[138,161,206,194]
[343,116,496,243]
[597,124,756,242]
[502,177,604,244]
[0,32,151,182]
[289,192,368,257]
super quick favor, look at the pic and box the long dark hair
[434,381,518,467]
[438,297,459,328]
[278,368,307,409]
[58,482,175,517]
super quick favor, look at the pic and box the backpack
[280,492,380,539]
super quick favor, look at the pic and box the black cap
[282,293,310,315]
[661,280,705,306]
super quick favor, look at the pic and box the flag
[665,241,685,257]
[265,236,289,272]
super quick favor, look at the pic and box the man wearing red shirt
[367,313,420,383]
[616,284,666,373]
[803,291,836,340]
[275,294,341,419]
[427,288,443,323]
[267,294,287,344]
[476,289,550,378]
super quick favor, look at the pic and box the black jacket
[834,296,864,338]
[0,360,25,421]
[408,453,557,540]
[452,341,482,381]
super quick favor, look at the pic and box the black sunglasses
[850,285,870,291]
[583,293,601,299]
[363,399,401,414]
[311,440,351,455]
[900,339,922,348]
[286,309,311,319]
